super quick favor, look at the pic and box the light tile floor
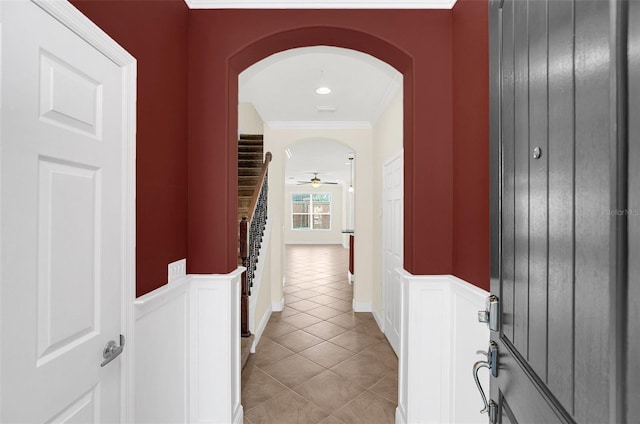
[242,245,398,424]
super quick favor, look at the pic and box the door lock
[473,341,498,414]
[101,334,125,367]
[478,295,500,332]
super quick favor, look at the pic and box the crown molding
[266,121,372,130]
[370,73,402,125]
[184,0,456,9]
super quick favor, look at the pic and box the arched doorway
[187,17,455,283]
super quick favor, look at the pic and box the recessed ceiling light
[316,87,331,95]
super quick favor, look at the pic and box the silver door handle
[473,342,498,414]
[473,358,490,414]
[101,334,125,367]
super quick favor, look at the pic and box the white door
[382,152,403,355]
[1,1,135,422]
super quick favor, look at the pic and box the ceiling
[239,46,402,129]
[284,138,354,187]
[239,46,403,186]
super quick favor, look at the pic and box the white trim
[372,307,385,332]
[185,0,457,9]
[272,297,285,311]
[251,305,273,353]
[0,6,4,421]
[266,120,372,130]
[352,300,372,312]
[29,2,137,422]
[395,405,408,424]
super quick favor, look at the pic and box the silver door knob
[101,334,125,367]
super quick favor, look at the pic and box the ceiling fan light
[311,180,321,188]
[316,86,331,95]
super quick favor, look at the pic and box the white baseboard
[233,405,243,424]
[395,405,407,424]
[251,305,272,353]
[352,300,372,312]
[272,297,285,312]
[372,307,384,332]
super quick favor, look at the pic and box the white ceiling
[239,46,402,185]
[284,138,354,186]
[239,46,402,129]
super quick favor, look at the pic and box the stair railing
[239,151,272,337]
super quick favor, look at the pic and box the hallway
[241,245,398,424]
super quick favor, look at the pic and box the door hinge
[478,295,500,332]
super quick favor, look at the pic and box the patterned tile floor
[242,245,398,424]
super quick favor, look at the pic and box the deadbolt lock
[478,295,500,332]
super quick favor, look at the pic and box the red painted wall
[70,0,189,297]
[69,1,490,294]
[452,0,490,290]
[188,10,455,277]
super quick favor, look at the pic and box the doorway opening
[236,42,405,420]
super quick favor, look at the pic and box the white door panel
[382,152,402,355]
[1,2,132,422]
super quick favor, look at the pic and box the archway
[228,26,416,274]
[187,17,455,280]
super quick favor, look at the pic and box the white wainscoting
[396,272,490,424]
[133,269,244,424]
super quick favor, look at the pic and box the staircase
[237,134,265,369]
[238,134,264,229]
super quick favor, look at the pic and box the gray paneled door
[489,0,639,422]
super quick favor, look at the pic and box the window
[291,193,331,230]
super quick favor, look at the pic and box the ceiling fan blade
[322,182,339,185]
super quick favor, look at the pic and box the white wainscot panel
[134,280,190,424]
[133,268,244,424]
[396,272,489,424]
[190,270,243,424]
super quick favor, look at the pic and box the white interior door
[382,152,403,355]
[1,2,134,422]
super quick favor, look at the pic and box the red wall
[71,0,189,297]
[188,9,455,277]
[69,1,490,294]
[452,0,490,290]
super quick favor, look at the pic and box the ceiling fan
[297,172,339,188]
